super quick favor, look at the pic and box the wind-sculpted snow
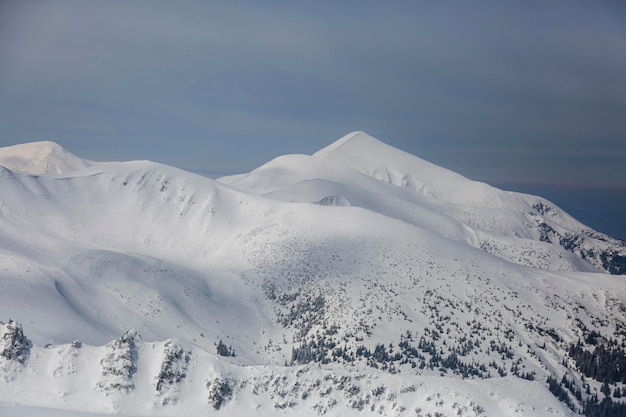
[0,137,625,416]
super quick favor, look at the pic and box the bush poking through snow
[155,341,191,405]
[96,330,138,393]
[0,320,31,364]
[207,376,233,410]
[216,339,236,357]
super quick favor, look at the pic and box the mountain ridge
[1,134,625,416]
[221,132,625,275]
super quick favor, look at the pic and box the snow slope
[0,138,625,416]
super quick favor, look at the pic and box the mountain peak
[0,140,92,175]
[313,132,508,207]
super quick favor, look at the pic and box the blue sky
[1,1,625,238]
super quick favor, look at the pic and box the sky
[0,1,625,239]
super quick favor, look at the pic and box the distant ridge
[0,141,92,175]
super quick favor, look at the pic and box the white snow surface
[0,135,624,416]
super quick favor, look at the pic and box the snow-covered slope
[1,138,625,416]
[0,141,93,175]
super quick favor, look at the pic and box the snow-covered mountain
[221,131,626,275]
[1,134,625,416]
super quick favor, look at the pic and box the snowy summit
[0,141,92,175]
